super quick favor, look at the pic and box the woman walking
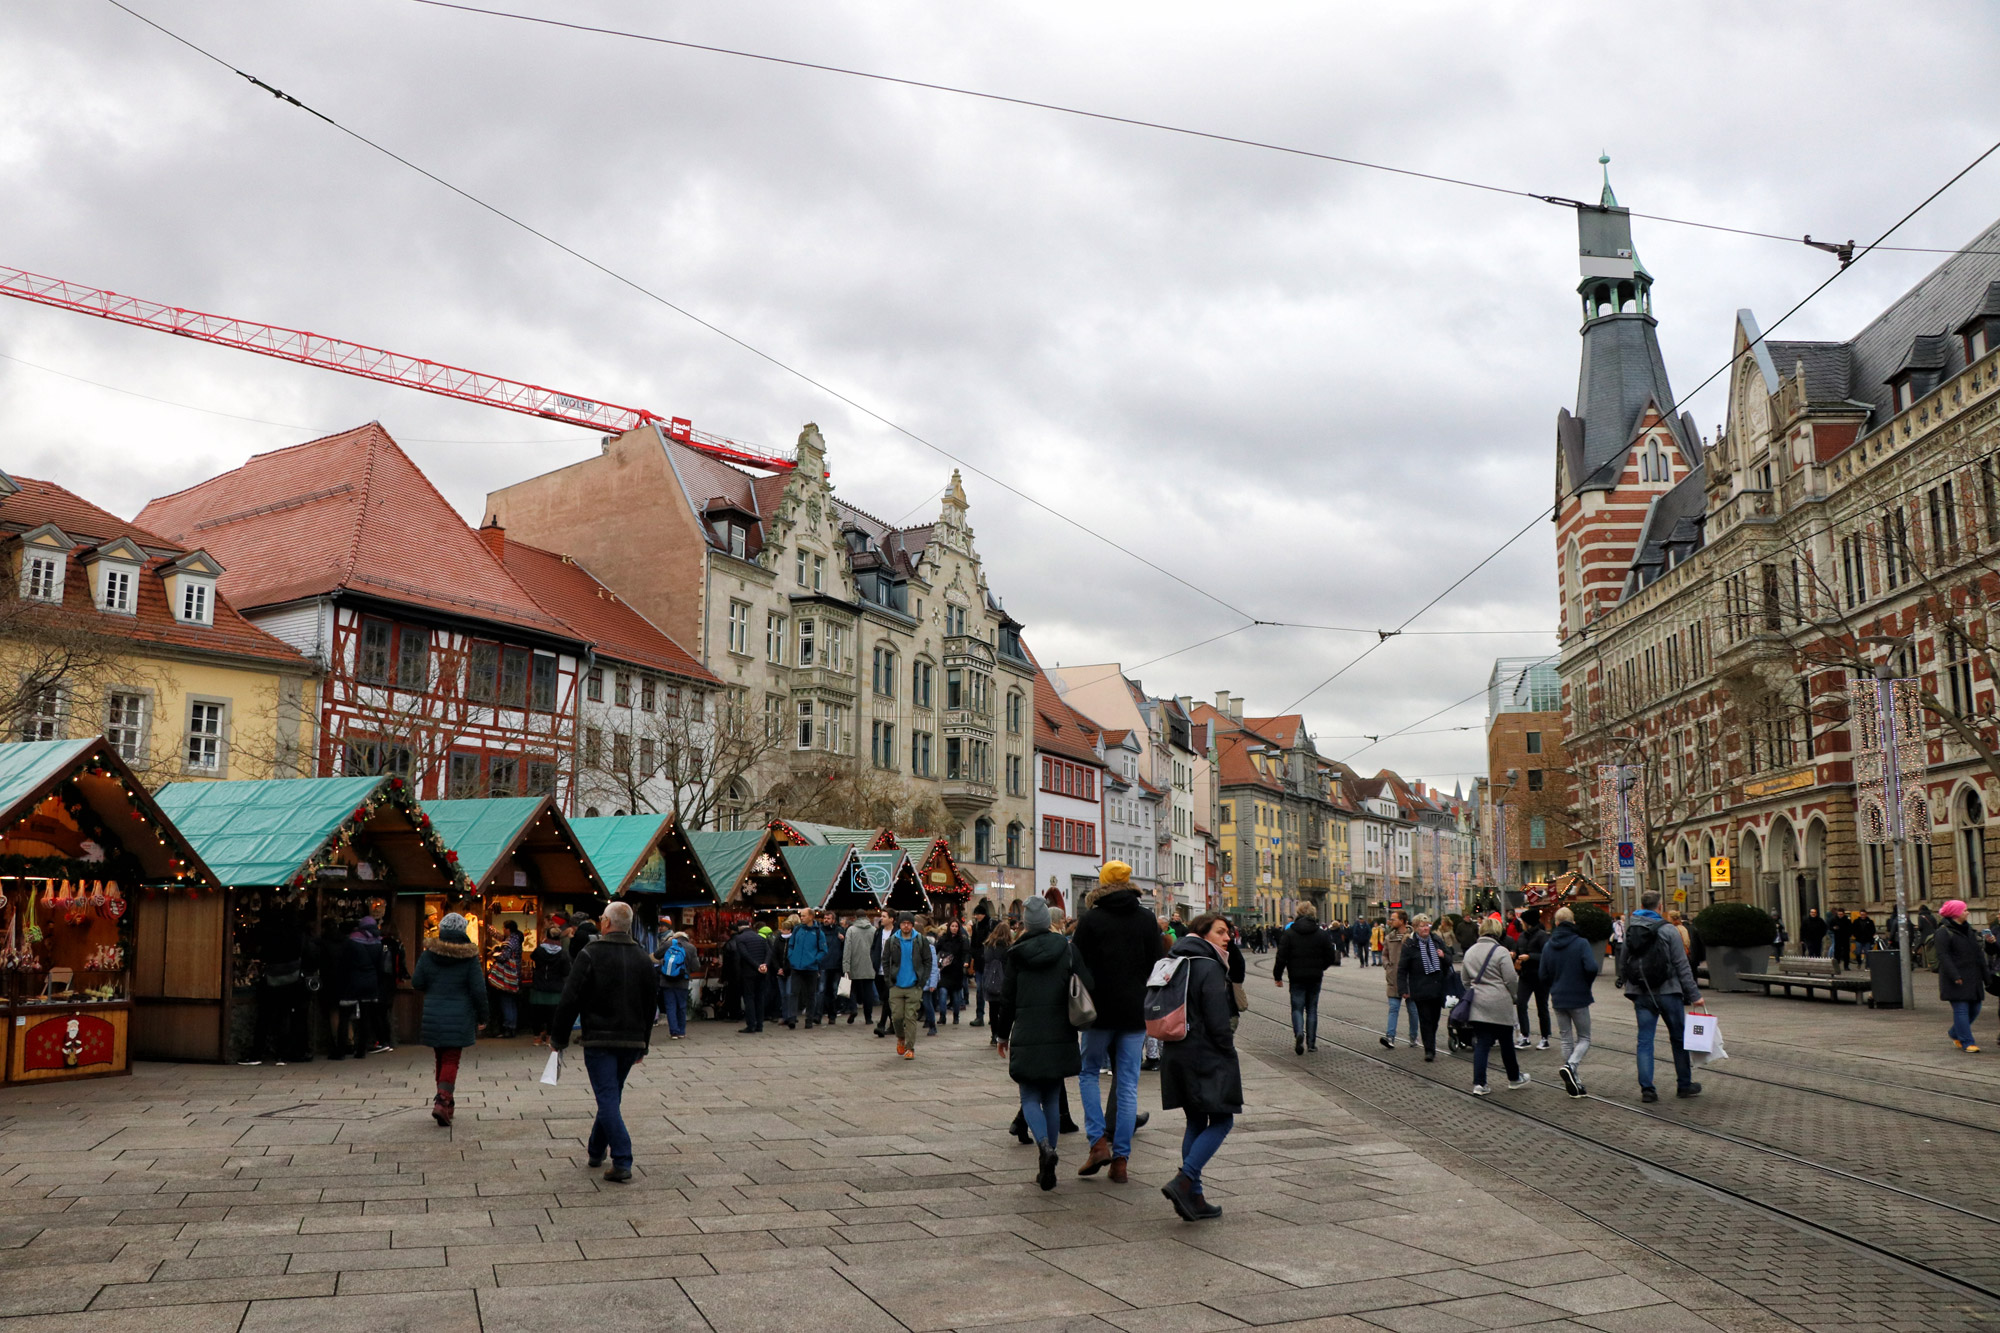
[996,899,1088,1189]
[1160,913,1241,1222]
[527,922,570,1046]
[1461,916,1527,1095]
[937,918,970,1023]
[982,919,1014,1048]
[411,912,488,1126]
[487,921,523,1038]
[1394,913,1452,1062]
[1937,899,1986,1053]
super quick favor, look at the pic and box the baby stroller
[1444,967,1469,1054]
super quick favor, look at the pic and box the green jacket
[999,928,1090,1084]
[411,932,488,1048]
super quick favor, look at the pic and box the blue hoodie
[1539,921,1600,1010]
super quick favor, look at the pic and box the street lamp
[1855,634,1919,1012]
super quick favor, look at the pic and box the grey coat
[1619,911,1701,1006]
[1457,937,1519,1026]
[843,921,878,981]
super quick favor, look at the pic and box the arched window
[585,806,601,818]
[1960,789,1986,901]
[1005,821,1022,868]
[974,817,993,865]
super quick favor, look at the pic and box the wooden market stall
[570,812,718,938]
[908,836,974,919]
[1523,869,1613,911]
[153,774,468,1060]
[682,828,805,972]
[420,797,607,956]
[779,843,879,916]
[854,848,922,912]
[0,737,220,1083]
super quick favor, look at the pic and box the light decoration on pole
[1848,672,1925,1011]
[1597,761,1646,910]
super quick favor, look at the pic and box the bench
[1735,955,1874,1004]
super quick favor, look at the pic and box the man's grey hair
[1639,890,1661,910]
[602,901,635,933]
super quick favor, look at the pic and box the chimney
[1229,695,1244,720]
[1214,690,1232,714]
[479,517,505,561]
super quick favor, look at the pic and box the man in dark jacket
[1540,906,1600,1096]
[969,901,995,1026]
[729,920,774,1033]
[1071,862,1165,1183]
[1273,905,1339,1054]
[1830,911,1854,969]
[1512,907,1552,1049]
[551,902,658,1182]
[332,919,385,1061]
[1800,907,1828,959]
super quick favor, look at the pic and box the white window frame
[796,698,814,750]
[766,612,786,664]
[728,600,751,655]
[104,689,151,762]
[184,696,230,774]
[98,565,135,614]
[23,553,63,604]
[19,685,64,741]
[180,579,213,625]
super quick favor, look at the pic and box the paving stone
[239,1289,482,1333]
[478,1277,712,1333]
[678,1267,904,1332]
[842,1252,1130,1329]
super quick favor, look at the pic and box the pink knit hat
[1942,899,1969,919]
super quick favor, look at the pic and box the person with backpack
[1540,906,1599,1096]
[787,908,828,1030]
[1459,915,1527,1094]
[994,898,1088,1190]
[1620,889,1702,1102]
[656,929,694,1039]
[1158,913,1241,1221]
[1935,899,1986,1052]
[1072,860,1166,1184]
[526,922,571,1046]
[1392,913,1452,1061]
[1273,904,1339,1055]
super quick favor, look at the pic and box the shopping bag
[1682,1009,1718,1054]
[836,976,851,998]
[539,1050,561,1086]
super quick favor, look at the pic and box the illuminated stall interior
[682,827,806,976]
[420,797,606,953]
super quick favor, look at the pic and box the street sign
[1709,856,1732,887]
[1672,888,1687,903]
[1617,842,1635,867]
[1618,868,1636,889]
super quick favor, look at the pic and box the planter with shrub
[1694,901,1778,992]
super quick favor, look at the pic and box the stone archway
[1739,827,1764,913]
[1768,818,1799,938]
[1799,820,1827,924]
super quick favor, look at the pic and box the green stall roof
[686,828,804,907]
[779,844,861,909]
[155,775,391,888]
[422,797,606,897]
[0,738,219,886]
[571,813,716,902]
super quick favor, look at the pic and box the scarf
[1414,933,1442,974]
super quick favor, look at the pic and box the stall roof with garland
[686,828,805,908]
[779,843,866,910]
[422,797,606,898]
[153,775,462,891]
[570,813,716,902]
[0,738,218,886]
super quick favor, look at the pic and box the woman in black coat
[1394,914,1454,1062]
[996,899,1088,1189]
[1936,900,1986,1052]
[1159,914,1240,1222]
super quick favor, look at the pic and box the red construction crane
[0,266,795,472]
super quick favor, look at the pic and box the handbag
[1067,944,1098,1027]
[1230,980,1250,1013]
[1449,943,1500,1026]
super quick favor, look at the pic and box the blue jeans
[1289,979,1323,1043]
[1633,994,1693,1092]
[1950,997,1983,1046]
[1019,1079,1065,1147]
[1385,997,1418,1040]
[497,992,518,1033]
[1470,1022,1520,1087]
[583,1047,641,1169]
[1079,1028,1145,1158]
[660,987,688,1037]
[1180,1110,1233,1188]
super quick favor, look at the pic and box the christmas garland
[278,777,472,898]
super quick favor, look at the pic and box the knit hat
[1942,899,1969,919]
[1023,898,1052,931]
[438,912,469,940]
[1099,860,1132,888]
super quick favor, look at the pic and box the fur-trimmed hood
[426,935,479,960]
[1086,884,1143,911]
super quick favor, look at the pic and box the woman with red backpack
[1157,913,1240,1222]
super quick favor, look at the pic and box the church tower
[1555,158,1702,642]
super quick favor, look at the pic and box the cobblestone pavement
[0,996,1779,1333]
[1273,956,2000,1332]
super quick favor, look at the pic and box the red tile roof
[138,424,574,638]
[500,541,718,686]
[1033,669,1105,768]
[1,477,312,669]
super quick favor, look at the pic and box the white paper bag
[1682,1010,1718,1054]
[539,1050,561,1086]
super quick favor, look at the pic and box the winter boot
[431,1083,455,1127]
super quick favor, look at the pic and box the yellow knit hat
[1099,861,1133,887]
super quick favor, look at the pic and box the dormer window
[14,524,76,605]
[1896,380,1916,412]
[84,537,146,616]
[161,549,225,627]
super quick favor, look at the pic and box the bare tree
[575,690,794,828]
[761,761,957,838]
[0,594,172,765]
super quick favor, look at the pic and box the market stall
[780,843,878,915]
[681,828,804,977]
[0,737,219,1083]
[570,812,717,943]
[854,848,919,912]
[908,837,973,919]
[153,774,468,1060]
[420,797,607,958]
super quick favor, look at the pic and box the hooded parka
[998,928,1088,1083]
[1158,933,1242,1114]
[412,930,489,1048]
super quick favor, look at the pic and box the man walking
[843,912,880,1028]
[551,901,658,1183]
[1801,907,1827,960]
[871,911,897,1036]
[1831,910,1854,969]
[1620,890,1702,1103]
[1073,861,1165,1184]
[1274,904,1339,1054]
[881,912,933,1058]
[969,901,995,1027]
[1540,906,1599,1096]
[1512,906,1552,1048]
[788,908,828,1029]
[729,918,773,1033]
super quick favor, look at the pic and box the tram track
[1238,958,2000,1325]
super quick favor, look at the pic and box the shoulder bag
[1448,943,1500,1027]
[1067,943,1098,1027]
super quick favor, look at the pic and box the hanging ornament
[91,881,107,910]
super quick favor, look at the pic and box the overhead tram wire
[407,0,2000,263]
[1341,651,1560,763]
[1322,136,2000,763]
[102,0,1255,628]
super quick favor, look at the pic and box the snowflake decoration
[751,853,780,877]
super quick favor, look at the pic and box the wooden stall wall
[130,890,229,1061]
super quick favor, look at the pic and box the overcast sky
[6,1,2000,790]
